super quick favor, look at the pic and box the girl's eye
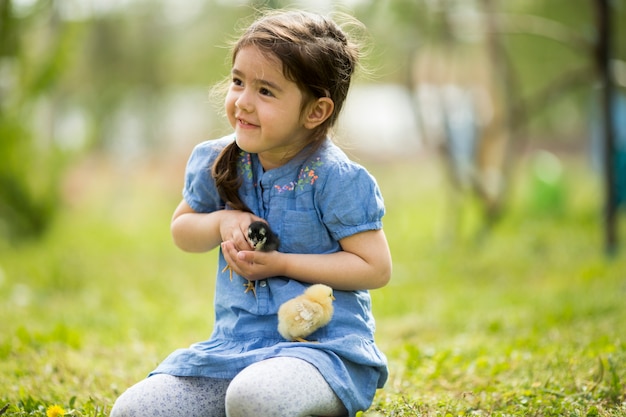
[259,87,274,97]
[232,77,243,86]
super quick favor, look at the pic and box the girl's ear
[303,97,334,129]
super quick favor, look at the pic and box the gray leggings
[110,357,347,417]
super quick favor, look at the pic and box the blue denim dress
[151,135,388,416]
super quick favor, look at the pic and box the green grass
[1,152,625,416]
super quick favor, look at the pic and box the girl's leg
[110,373,230,417]
[225,357,347,417]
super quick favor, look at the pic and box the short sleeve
[317,163,385,241]
[182,139,228,213]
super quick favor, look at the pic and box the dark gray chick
[247,221,280,252]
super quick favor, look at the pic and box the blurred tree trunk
[593,0,618,255]
[477,0,527,227]
[476,0,510,224]
[418,0,522,239]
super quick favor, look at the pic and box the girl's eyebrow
[232,68,283,93]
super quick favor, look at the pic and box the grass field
[0,149,625,416]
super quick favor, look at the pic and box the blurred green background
[1,0,626,415]
[1,0,625,243]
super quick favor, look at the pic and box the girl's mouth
[237,118,257,127]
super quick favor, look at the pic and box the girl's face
[225,46,312,170]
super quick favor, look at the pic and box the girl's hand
[170,199,265,253]
[219,211,264,252]
[221,240,282,281]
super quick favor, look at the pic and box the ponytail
[211,141,252,213]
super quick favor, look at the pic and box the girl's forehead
[233,46,283,77]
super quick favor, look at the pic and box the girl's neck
[258,144,307,171]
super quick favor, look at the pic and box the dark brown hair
[212,10,361,212]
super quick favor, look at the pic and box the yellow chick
[277,284,335,343]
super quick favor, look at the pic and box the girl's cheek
[225,88,237,109]
[224,98,237,125]
[224,94,233,111]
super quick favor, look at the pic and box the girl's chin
[234,136,259,154]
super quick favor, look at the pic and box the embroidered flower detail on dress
[238,151,253,180]
[274,157,323,193]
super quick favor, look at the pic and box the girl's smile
[236,118,258,129]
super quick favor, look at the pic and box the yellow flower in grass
[46,404,66,417]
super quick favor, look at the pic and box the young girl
[111,10,392,417]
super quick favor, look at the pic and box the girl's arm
[171,200,261,253]
[221,229,392,291]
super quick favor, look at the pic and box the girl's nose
[235,89,253,112]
